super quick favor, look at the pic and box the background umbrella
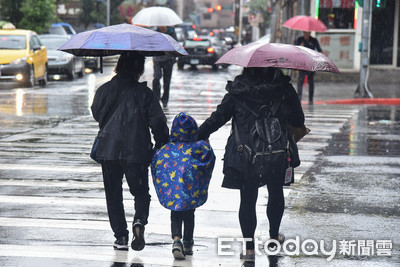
[216,42,339,73]
[130,6,183,27]
[283,15,328,32]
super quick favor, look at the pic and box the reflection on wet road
[327,106,400,156]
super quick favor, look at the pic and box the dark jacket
[295,36,322,52]
[91,74,169,165]
[153,27,177,63]
[197,72,304,189]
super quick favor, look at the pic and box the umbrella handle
[100,56,103,73]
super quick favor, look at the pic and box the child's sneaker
[172,239,186,259]
[183,239,194,255]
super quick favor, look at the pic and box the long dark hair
[115,52,145,76]
[242,67,282,83]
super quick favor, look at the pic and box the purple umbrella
[216,42,339,73]
[58,23,187,57]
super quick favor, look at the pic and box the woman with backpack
[197,67,305,262]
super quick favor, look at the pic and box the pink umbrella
[283,15,328,32]
[215,42,339,73]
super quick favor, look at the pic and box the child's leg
[183,209,195,242]
[171,210,186,259]
[182,209,195,255]
[171,210,183,240]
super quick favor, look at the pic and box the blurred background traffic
[0,0,398,88]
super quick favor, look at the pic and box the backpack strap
[229,94,282,118]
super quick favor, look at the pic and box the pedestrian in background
[197,67,304,263]
[151,112,215,260]
[91,52,169,251]
[295,31,322,104]
[153,26,177,108]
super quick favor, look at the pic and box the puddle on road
[325,106,400,156]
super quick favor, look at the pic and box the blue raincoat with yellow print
[151,112,215,211]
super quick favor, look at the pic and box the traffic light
[207,7,214,13]
[374,0,386,8]
[215,5,222,11]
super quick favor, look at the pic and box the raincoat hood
[170,112,198,142]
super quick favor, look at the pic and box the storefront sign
[318,32,355,69]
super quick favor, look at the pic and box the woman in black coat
[91,53,169,251]
[197,67,304,262]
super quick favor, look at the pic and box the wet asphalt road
[0,62,399,266]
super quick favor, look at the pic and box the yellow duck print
[181,157,189,162]
[178,177,185,184]
[162,182,169,187]
[164,153,170,158]
[167,200,175,207]
[156,178,161,184]
[179,128,188,134]
[156,159,163,166]
[195,149,202,154]
[192,164,198,170]
[190,200,196,205]
[174,194,180,199]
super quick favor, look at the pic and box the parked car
[39,34,85,80]
[177,36,228,70]
[46,22,76,36]
[0,29,47,87]
[83,56,101,72]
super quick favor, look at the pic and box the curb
[313,98,400,106]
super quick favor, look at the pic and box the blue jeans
[171,209,195,241]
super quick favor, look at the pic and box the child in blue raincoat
[151,112,215,259]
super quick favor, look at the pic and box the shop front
[312,0,399,70]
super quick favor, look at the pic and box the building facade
[271,0,399,71]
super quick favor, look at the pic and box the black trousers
[170,209,195,241]
[101,160,151,239]
[297,71,315,102]
[239,182,284,250]
[152,60,174,105]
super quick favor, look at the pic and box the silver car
[39,35,84,80]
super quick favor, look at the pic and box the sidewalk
[273,76,400,266]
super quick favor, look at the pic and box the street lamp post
[356,0,373,98]
[107,0,110,26]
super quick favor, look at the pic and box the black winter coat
[91,74,169,165]
[197,73,304,189]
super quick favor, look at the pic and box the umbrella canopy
[58,23,187,57]
[131,6,183,27]
[283,15,328,32]
[216,42,339,73]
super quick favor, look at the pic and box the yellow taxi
[0,29,48,87]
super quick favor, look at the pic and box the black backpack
[231,95,290,184]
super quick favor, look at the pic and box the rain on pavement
[0,61,399,266]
